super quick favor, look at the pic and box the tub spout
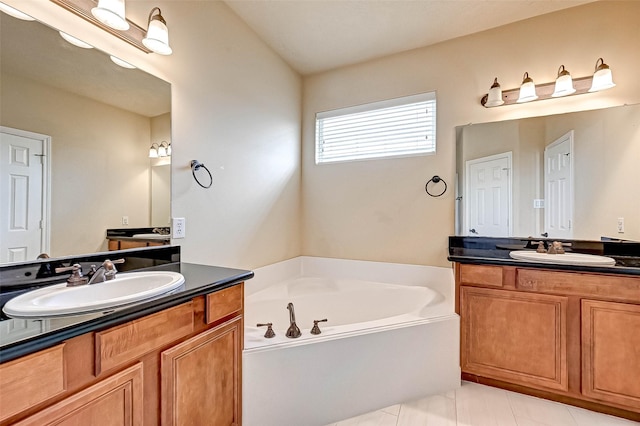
[286,302,302,338]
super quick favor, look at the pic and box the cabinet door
[461,286,568,391]
[14,363,143,426]
[161,317,242,426]
[582,300,640,409]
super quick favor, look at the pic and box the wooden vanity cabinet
[0,283,244,426]
[455,263,640,419]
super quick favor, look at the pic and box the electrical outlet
[122,216,129,226]
[172,217,186,239]
[617,217,625,233]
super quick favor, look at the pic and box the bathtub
[243,257,460,426]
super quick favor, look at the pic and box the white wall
[302,1,640,266]
[8,1,303,270]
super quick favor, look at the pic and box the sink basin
[509,251,616,267]
[2,271,185,319]
[132,233,169,239]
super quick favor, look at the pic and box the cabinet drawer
[0,344,66,422]
[459,264,503,287]
[95,302,194,375]
[206,284,243,324]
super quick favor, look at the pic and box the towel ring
[191,160,213,189]
[425,175,447,197]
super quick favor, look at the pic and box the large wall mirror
[455,103,639,242]
[0,10,171,264]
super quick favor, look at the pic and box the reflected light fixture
[59,31,94,49]
[110,55,136,69]
[91,0,129,31]
[552,65,576,97]
[0,2,35,20]
[484,78,504,107]
[149,141,171,158]
[589,58,616,92]
[516,72,538,103]
[142,7,172,55]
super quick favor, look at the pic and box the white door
[465,152,512,237]
[544,131,574,239]
[0,127,50,263]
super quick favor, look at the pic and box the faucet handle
[257,323,276,338]
[55,264,88,287]
[310,318,328,335]
[535,241,546,253]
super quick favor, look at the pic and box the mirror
[0,11,171,264]
[455,103,640,242]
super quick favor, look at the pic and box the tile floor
[326,381,639,426]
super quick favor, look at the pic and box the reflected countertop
[448,236,640,276]
[0,262,253,363]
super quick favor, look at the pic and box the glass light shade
[589,59,615,92]
[59,32,93,49]
[110,55,136,69]
[149,145,159,158]
[166,143,172,156]
[143,17,172,55]
[0,2,35,20]
[157,144,167,157]
[517,72,538,103]
[485,78,504,107]
[552,66,576,97]
[91,0,129,31]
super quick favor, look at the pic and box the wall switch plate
[122,216,129,226]
[617,217,625,233]
[172,217,186,239]
[533,199,545,209]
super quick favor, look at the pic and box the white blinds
[315,92,436,164]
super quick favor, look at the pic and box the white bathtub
[243,257,460,426]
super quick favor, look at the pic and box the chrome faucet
[87,259,125,284]
[285,302,301,338]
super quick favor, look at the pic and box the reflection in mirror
[455,104,640,242]
[0,10,171,264]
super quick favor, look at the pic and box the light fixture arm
[147,7,166,26]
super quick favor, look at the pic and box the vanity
[0,247,253,425]
[106,228,171,251]
[450,236,640,421]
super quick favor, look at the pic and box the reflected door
[465,152,512,237]
[0,127,49,263]
[544,131,574,239]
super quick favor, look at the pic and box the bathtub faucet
[286,302,302,338]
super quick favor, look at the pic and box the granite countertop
[0,262,253,363]
[449,236,640,277]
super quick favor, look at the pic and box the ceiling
[224,0,594,75]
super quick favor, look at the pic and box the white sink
[132,233,169,239]
[509,251,616,267]
[3,271,185,319]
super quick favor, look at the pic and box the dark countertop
[449,236,640,277]
[0,262,253,363]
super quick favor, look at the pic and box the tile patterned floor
[326,381,639,426]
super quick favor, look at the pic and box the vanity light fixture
[484,78,504,107]
[551,65,576,97]
[91,0,129,31]
[0,2,35,20]
[481,58,616,108]
[110,55,136,69]
[59,31,94,49]
[588,58,616,92]
[516,72,538,103]
[142,7,172,55]
[149,143,160,158]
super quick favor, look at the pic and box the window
[315,92,436,164]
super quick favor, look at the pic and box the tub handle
[257,323,276,338]
[311,319,328,335]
